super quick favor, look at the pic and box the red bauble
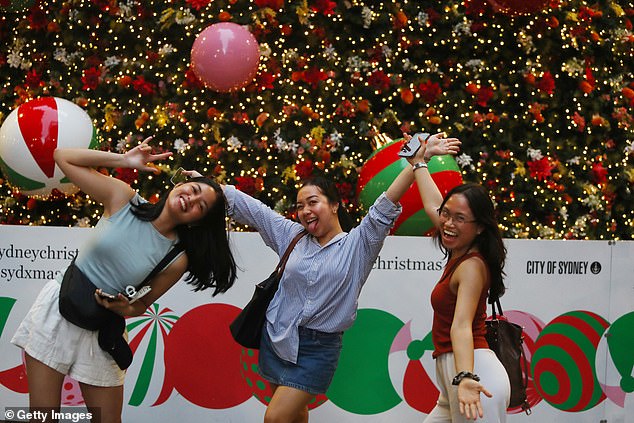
[487,0,549,15]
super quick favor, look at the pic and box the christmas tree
[0,0,632,239]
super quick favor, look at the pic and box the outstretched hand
[425,132,461,159]
[457,378,493,420]
[124,136,173,173]
[404,132,461,165]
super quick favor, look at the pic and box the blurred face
[296,185,341,243]
[167,181,217,225]
[438,193,482,255]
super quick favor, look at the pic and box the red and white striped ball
[0,97,97,198]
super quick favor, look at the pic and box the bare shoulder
[461,254,487,271]
[453,255,488,287]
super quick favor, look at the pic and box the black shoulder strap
[138,243,185,288]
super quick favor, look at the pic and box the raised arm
[406,132,461,229]
[384,165,415,205]
[182,169,300,254]
[54,136,172,215]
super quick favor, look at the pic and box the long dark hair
[299,176,355,232]
[130,177,237,296]
[433,183,506,302]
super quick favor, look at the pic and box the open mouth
[179,196,187,211]
[305,217,318,231]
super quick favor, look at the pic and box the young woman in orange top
[406,132,510,422]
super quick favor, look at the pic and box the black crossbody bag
[58,244,183,369]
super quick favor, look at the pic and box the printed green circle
[327,308,404,414]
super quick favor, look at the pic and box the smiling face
[167,181,218,225]
[296,184,342,245]
[437,193,482,256]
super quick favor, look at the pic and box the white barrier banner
[0,226,632,422]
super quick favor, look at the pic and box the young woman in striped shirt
[188,132,460,423]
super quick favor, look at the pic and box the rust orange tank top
[430,252,490,358]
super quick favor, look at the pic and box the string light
[0,0,631,238]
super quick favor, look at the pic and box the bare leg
[264,385,313,423]
[79,382,124,423]
[25,353,65,422]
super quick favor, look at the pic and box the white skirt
[11,279,126,387]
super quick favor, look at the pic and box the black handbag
[58,244,183,369]
[485,298,531,414]
[230,231,306,349]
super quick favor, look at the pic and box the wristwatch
[412,161,428,171]
[452,371,480,385]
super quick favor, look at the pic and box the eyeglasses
[438,208,477,225]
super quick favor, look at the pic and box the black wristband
[452,370,480,385]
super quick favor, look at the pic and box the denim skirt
[258,326,343,395]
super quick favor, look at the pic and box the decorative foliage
[0,0,632,239]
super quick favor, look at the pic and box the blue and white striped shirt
[225,185,402,363]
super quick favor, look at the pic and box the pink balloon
[190,22,260,92]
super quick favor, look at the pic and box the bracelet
[452,371,480,385]
[412,162,428,171]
